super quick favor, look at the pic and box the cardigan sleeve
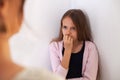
[49,42,68,78]
[81,42,98,80]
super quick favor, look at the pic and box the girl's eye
[71,27,76,30]
[62,26,67,29]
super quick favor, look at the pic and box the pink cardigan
[49,41,98,80]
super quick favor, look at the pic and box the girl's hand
[63,35,73,52]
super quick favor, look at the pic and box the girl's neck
[72,40,83,53]
[73,40,83,48]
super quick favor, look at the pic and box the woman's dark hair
[52,9,93,42]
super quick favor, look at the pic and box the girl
[49,9,98,80]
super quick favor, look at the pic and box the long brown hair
[52,9,93,42]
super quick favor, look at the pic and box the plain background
[10,0,120,80]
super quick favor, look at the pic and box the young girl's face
[62,17,78,42]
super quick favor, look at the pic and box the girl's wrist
[64,49,72,55]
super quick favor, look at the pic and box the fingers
[63,35,73,51]
[63,35,73,43]
[66,35,72,40]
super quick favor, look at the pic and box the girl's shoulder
[49,41,63,46]
[85,41,97,49]
[49,41,63,49]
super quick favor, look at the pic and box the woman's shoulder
[13,68,41,80]
[14,68,64,80]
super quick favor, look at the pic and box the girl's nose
[66,29,71,35]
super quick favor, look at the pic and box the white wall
[71,0,120,80]
[10,0,71,70]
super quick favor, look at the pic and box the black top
[62,41,85,79]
